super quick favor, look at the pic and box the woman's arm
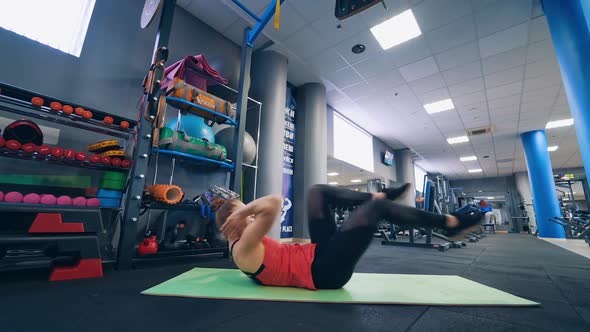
[223,194,283,250]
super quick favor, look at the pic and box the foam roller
[147,184,184,205]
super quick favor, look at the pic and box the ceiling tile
[341,82,373,100]
[486,81,523,100]
[523,73,562,92]
[288,0,335,22]
[387,84,424,110]
[282,26,328,58]
[521,85,560,104]
[525,58,561,79]
[528,16,551,43]
[474,0,531,37]
[426,15,477,53]
[334,30,385,64]
[456,101,488,113]
[352,55,396,80]
[260,2,308,41]
[448,77,485,97]
[481,47,527,75]
[326,89,346,104]
[359,0,410,27]
[399,57,439,82]
[384,36,432,67]
[311,8,367,47]
[441,61,482,85]
[412,0,473,32]
[479,23,529,58]
[416,87,451,104]
[366,69,407,90]
[527,39,557,63]
[324,67,363,89]
[453,90,487,106]
[488,94,521,110]
[434,41,480,71]
[484,66,524,88]
[408,73,447,96]
[181,1,240,33]
[307,49,349,75]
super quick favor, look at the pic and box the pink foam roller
[5,192,23,203]
[86,198,101,207]
[57,195,73,206]
[23,193,41,204]
[0,191,4,201]
[72,196,87,206]
[40,194,57,205]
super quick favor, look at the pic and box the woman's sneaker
[381,183,411,201]
[444,205,484,241]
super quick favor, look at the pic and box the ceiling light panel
[424,98,455,114]
[447,136,470,144]
[546,118,574,129]
[370,9,422,50]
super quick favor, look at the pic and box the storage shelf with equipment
[153,148,236,170]
[0,147,131,173]
[166,96,238,126]
[0,82,135,280]
[116,0,276,269]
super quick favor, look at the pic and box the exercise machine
[381,180,453,251]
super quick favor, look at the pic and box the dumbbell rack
[0,82,136,280]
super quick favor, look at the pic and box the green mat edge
[141,268,540,307]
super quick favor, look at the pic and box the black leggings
[308,185,447,289]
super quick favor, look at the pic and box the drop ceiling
[178,0,581,180]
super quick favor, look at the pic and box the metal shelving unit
[0,84,136,278]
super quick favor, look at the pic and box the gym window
[333,112,374,172]
[414,165,427,193]
[0,0,96,57]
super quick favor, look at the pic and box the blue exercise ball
[165,114,215,143]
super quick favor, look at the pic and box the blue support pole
[247,0,285,47]
[520,130,565,238]
[231,0,261,22]
[543,0,590,183]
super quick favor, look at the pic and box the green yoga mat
[142,268,539,306]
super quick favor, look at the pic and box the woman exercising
[216,184,482,290]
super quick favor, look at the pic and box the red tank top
[247,236,318,290]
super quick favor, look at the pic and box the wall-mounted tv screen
[383,150,393,166]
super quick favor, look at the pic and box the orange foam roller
[147,184,184,205]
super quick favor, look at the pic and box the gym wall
[0,1,243,240]
[326,105,398,184]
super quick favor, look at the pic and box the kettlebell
[138,235,159,256]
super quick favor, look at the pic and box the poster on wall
[281,86,296,239]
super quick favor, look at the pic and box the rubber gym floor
[1,234,589,332]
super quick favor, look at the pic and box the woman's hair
[215,199,242,228]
